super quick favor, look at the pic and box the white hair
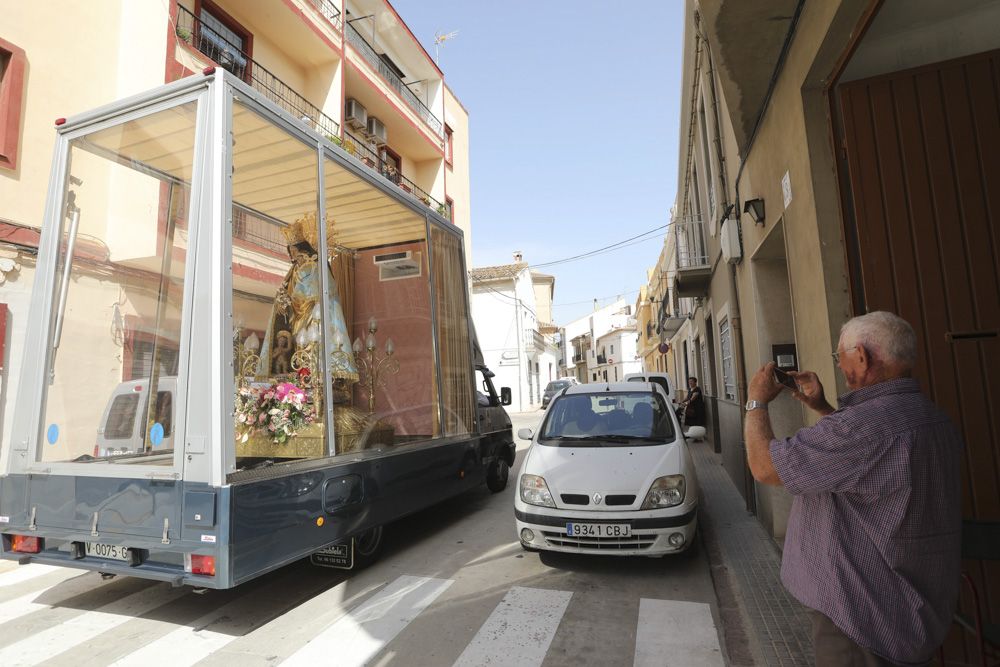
[839,311,917,368]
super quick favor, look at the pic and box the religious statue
[257,212,359,391]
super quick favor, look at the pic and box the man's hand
[788,370,835,416]
[748,362,783,404]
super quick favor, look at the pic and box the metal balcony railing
[342,129,445,213]
[674,218,709,269]
[596,354,607,365]
[176,6,339,139]
[307,0,342,31]
[345,22,443,137]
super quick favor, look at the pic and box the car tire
[486,457,509,493]
[353,525,384,570]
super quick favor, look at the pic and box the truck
[0,69,514,588]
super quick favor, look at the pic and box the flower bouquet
[235,373,316,445]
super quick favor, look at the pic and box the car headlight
[640,475,685,509]
[519,474,555,508]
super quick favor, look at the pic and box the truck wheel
[353,525,384,569]
[486,458,509,493]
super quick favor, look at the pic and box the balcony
[673,218,711,297]
[346,22,443,137]
[596,354,607,365]
[342,129,446,213]
[176,6,445,217]
[306,0,342,31]
[176,6,339,139]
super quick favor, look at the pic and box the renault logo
[592,493,602,505]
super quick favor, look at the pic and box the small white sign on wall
[781,171,792,208]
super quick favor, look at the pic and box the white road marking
[0,583,186,667]
[282,575,454,667]
[0,569,97,625]
[633,598,724,667]
[0,564,65,589]
[452,586,573,667]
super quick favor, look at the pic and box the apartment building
[0,0,471,450]
[469,257,560,412]
[651,0,998,654]
[560,299,635,383]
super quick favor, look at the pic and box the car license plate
[565,523,630,538]
[85,542,129,561]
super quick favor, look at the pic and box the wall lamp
[743,198,766,226]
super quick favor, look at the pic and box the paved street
[0,410,725,667]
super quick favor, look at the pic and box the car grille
[560,494,589,505]
[541,531,656,550]
[605,495,636,506]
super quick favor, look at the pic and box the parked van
[623,372,676,404]
[95,378,177,458]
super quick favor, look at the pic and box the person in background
[679,376,704,426]
[743,311,962,666]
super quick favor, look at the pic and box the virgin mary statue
[257,213,358,392]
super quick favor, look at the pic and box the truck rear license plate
[85,542,129,561]
[566,523,630,538]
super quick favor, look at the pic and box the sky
[391,1,685,325]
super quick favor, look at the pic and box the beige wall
[1,1,169,230]
[443,85,471,262]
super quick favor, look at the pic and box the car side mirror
[500,387,512,406]
[517,427,534,440]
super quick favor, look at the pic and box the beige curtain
[430,227,475,435]
[330,248,354,323]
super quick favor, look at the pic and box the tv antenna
[433,30,459,65]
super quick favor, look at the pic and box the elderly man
[744,311,963,666]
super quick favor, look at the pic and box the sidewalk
[690,438,815,666]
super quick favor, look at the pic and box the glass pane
[322,153,433,450]
[230,102,328,467]
[430,225,474,436]
[41,101,197,464]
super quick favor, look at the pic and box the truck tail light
[11,535,42,553]
[185,553,216,576]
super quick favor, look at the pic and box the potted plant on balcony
[436,203,447,217]
[175,26,193,44]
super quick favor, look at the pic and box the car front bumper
[514,504,698,556]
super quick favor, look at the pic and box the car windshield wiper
[545,434,648,444]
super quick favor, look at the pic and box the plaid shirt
[770,378,963,664]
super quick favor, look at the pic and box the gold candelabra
[353,316,399,414]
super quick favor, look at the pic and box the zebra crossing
[0,562,725,666]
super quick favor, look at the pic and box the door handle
[945,330,998,342]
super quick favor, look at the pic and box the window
[444,125,454,164]
[610,344,615,355]
[0,37,26,170]
[719,317,736,401]
[380,147,401,184]
[195,0,252,81]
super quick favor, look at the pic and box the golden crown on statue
[281,212,338,251]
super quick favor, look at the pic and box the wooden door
[838,49,1000,658]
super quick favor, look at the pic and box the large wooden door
[838,49,1000,654]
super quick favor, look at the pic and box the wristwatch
[745,399,768,412]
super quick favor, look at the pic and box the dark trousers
[811,612,929,667]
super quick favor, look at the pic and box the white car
[514,382,699,556]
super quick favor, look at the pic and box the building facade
[650,0,999,654]
[469,258,560,412]
[0,0,471,452]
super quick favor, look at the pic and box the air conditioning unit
[366,116,388,146]
[721,216,743,264]
[345,98,368,130]
[374,250,421,281]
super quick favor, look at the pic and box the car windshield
[545,381,571,393]
[539,391,675,446]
